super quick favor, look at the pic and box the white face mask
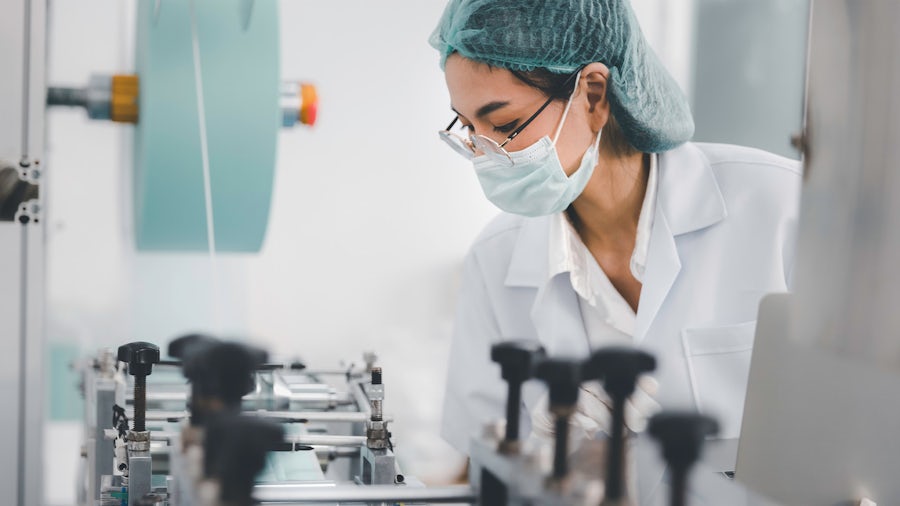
[472,80,602,218]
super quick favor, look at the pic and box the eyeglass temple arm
[499,66,586,149]
[499,97,556,148]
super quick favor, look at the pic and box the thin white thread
[188,0,223,334]
[552,70,583,144]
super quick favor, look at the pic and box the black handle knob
[204,414,284,506]
[167,333,218,359]
[648,412,719,506]
[491,340,545,448]
[648,411,719,470]
[491,340,546,384]
[183,341,268,410]
[117,341,160,377]
[584,347,656,502]
[582,346,656,400]
[533,358,581,409]
[534,358,582,479]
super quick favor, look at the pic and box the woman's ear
[581,62,610,118]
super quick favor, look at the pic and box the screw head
[491,340,546,383]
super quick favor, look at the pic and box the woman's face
[444,53,598,176]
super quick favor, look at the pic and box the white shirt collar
[548,153,659,304]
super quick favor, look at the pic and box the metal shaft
[253,484,476,503]
[505,380,522,442]
[671,467,687,506]
[605,395,627,500]
[46,86,87,107]
[553,415,569,479]
[133,375,146,432]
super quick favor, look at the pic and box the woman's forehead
[445,55,540,116]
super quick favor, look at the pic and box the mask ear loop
[551,70,583,145]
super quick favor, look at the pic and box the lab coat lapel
[529,273,591,357]
[504,216,590,358]
[634,209,681,343]
[634,143,727,343]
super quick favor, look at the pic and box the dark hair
[509,68,638,156]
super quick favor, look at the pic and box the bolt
[117,342,160,433]
[370,367,384,422]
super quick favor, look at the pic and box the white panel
[0,0,24,160]
[792,0,900,370]
[739,1,900,504]
[0,224,23,504]
[23,221,44,506]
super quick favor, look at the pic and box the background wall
[43,0,807,504]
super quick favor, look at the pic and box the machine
[72,335,778,506]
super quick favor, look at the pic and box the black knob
[583,347,656,502]
[534,358,581,409]
[583,347,656,400]
[490,340,545,448]
[117,341,160,377]
[648,412,719,506]
[534,358,582,479]
[167,333,218,359]
[182,341,267,423]
[204,414,284,506]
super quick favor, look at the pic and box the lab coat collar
[503,142,726,289]
[657,142,727,236]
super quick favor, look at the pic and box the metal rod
[136,390,351,404]
[244,410,377,423]
[253,484,476,503]
[46,87,88,108]
[143,409,378,423]
[284,435,365,447]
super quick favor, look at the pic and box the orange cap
[110,74,139,124]
[299,83,318,127]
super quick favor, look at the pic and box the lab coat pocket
[681,321,757,440]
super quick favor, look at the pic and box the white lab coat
[441,142,801,488]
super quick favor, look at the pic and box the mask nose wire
[551,70,583,145]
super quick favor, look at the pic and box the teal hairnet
[429,0,694,153]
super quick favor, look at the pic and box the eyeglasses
[438,67,583,167]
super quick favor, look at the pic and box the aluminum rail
[142,409,377,423]
[253,484,476,504]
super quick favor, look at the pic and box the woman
[430,0,801,481]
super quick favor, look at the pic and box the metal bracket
[17,158,42,186]
[14,198,41,226]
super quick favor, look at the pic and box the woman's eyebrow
[450,101,511,120]
[475,101,510,119]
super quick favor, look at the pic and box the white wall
[43,0,694,494]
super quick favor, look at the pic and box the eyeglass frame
[439,65,585,162]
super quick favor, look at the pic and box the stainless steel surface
[90,380,118,501]
[127,452,152,506]
[253,484,476,503]
[737,2,900,504]
[359,446,396,485]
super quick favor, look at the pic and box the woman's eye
[462,123,475,133]
[494,121,518,134]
